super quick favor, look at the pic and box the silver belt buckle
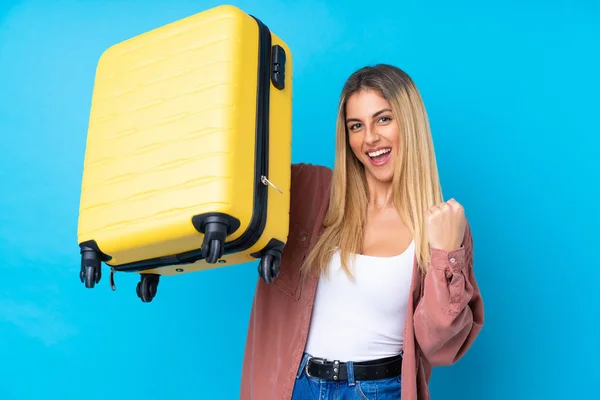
[305,356,325,378]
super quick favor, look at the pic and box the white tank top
[304,240,415,362]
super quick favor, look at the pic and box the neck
[365,174,394,211]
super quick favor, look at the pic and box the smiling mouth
[366,147,392,166]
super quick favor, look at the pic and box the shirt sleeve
[413,221,485,367]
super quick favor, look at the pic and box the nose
[363,125,380,145]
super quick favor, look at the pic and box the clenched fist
[425,198,466,251]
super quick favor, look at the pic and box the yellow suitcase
[77,5,292,302]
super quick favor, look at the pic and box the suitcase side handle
[271,44,286,90]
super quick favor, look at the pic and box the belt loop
[297,353,310,379]
[347,361,356,386]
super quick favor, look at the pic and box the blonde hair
[301,64,443,279]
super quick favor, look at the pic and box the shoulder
[250,163,332,301]
[291,163,333,206]
[290,163,332,233]
[292,163,332,186]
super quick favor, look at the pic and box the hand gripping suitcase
[77,5,293,302]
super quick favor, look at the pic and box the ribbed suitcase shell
[77,5,292,290]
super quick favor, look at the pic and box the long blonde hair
[301,64,443,279]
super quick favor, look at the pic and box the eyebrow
[346,108,392,124]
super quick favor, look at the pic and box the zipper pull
[261,175,283,194]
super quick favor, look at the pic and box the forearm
[413,228,484,366]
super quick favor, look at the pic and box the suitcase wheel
[136,274,160,303]
[258,249,282,284]
[193,213,240,264]
[204,238,224,264]
[80,246,102,289]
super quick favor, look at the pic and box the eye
[378,116,391,123]
[349,123,362,131]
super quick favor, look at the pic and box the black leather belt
[305,354,402,382]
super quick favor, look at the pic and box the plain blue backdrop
[1,0,598,399]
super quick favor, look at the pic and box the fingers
[426,203,444,218]
[427,198,463,214]
[447,198,464,213]
[426,203,441,216]
[446,198,459,208]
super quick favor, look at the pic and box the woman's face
[345,89,400,184]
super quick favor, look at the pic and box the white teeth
[367,148,391,157]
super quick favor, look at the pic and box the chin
[376,174,394,184]
[365,165,395,184]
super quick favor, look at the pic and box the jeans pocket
[355,381,375,400]
[376,376,402,399]
[355,376,401,400]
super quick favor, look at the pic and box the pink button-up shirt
[241,163,485,399]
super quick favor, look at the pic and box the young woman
[240,64,484,400]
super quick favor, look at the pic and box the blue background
[1,0,598,399]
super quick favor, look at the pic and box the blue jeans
[292,353,402,400]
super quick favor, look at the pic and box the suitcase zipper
[261,175,283,194]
